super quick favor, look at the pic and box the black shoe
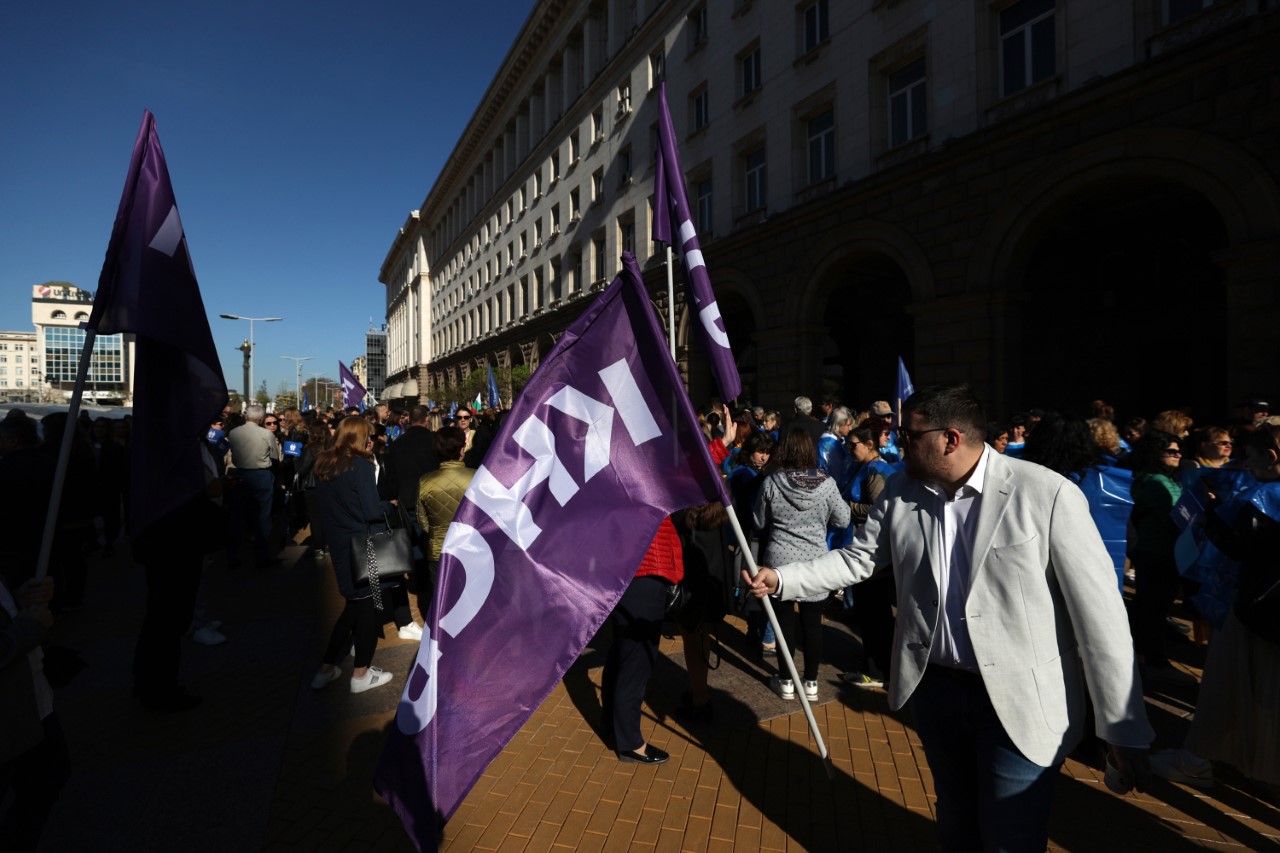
[617,745,669,765]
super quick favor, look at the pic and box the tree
[255,380,270,407]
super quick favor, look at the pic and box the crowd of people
[2,382,1276,850]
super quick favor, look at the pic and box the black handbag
[350,513,412,611]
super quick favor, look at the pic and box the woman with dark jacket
[310,417,396,694]
[1128,429,1190,683]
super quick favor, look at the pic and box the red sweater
[635,516,684,584]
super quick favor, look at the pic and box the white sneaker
[1150,748,1214,789]
[311,667,342,689]
[803,680,819,701]
[192,625,227,646]
[350,666,393,694]
[773,676,795,700]
[397,622,424,641]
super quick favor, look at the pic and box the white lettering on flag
[699,302,732,348]
[598,360,661,446]
[149,205,184,257]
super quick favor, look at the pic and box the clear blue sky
[0,0,535,397]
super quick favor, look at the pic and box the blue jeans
[908,665,1059,853]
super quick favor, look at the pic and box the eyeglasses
[263,420,278,426]
[1163,449,1182,457]
[896,427,948,442]
[456,415,471,421]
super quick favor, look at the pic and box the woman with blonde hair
[310,417,397,694]
[1087,417,1123,465]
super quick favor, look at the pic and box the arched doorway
[1008,179,1229,421]
[817,253,914,409]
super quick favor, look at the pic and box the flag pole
[35,327,99,581]
[725,503,835,779]
[665,245,676,359]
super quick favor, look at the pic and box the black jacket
[379,425,440,513]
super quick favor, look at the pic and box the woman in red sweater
[600,517,683,765]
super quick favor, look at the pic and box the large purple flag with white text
[652,81,742,402]
[339,360,367,410]
[89,110,226,535]
[374,254,727,850]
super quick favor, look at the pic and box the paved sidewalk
[33,541,1280,852]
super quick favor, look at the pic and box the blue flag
[448,400,457,419]
[302,387,310,412]
[89,110,226,534]
[652,82,742,402]
[896,356,915,417]
[486,363,500,410]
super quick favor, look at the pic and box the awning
[383,382,403,399]
[401,378,419,398]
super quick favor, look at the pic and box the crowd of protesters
[2,384,1277,845]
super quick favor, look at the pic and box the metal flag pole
[35,327,98,581]
[724,502,835,779]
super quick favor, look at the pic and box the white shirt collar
[923,443,992,500]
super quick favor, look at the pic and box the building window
[999,0,1055,97]
[51,310,66,319]
[806,110,835,185]
[534,169,543,199]
[649,49,665,88]
[519,185,528,211]
[592,107,605,143]
[696,177,713,235]
[617,81,632,115]
[570,187,581,220]
[619,146,633,186]
[739,46,762,98]
[570,129,581,162]
[550,152,560,183]
[534,219,543,247]
[888,58,927,147]
[551,204,561,234]
[592,168,604,202]
[618,214,636,255]
[743,147,767,213]
[592,232,607,282]
[1165,0,1213,24]
[691,87,710,132]
[802,0,829,53]
[688,5,709,52]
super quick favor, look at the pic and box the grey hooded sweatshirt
[752,467,851,603]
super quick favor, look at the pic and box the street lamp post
[218,314,282,405]
[281,355,313,409]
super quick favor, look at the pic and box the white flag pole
[35,327,98,581]
[724,502,835,778]
[665,245,676,359]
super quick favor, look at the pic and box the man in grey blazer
[746,384,1153,851]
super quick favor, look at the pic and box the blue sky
[0,0,535,396]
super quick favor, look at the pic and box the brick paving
[33,538,1280,851]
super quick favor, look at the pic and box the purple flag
[89,110,226,534]
[339,360,367,409]
[652,81,741,402]
[374,253,727,850]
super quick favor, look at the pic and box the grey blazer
[776,450,1154,767]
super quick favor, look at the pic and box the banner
[374,253,727,850]
[652,82,741,402]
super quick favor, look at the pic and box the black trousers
[322,596,385,669]
[132,549,202,696]
[1130,552,1181,667]
[601,576,666,752]
[775,599,825,681]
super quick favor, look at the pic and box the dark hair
[903,384,987,441]
[986,420,1008,440]
[771,427,818,470]
[1131,430,1181,476]
[740,430,774,458]
[849,424,882,447]
[409,405,430,423]
[1022,414,1098,476]
[683,501,729,530]
[1244,422,1280,459]
[434,426,467,461]
[1121,416,1146,435]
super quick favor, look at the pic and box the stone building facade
[381,0,1279,421]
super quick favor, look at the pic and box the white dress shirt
[924,444,991,672]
